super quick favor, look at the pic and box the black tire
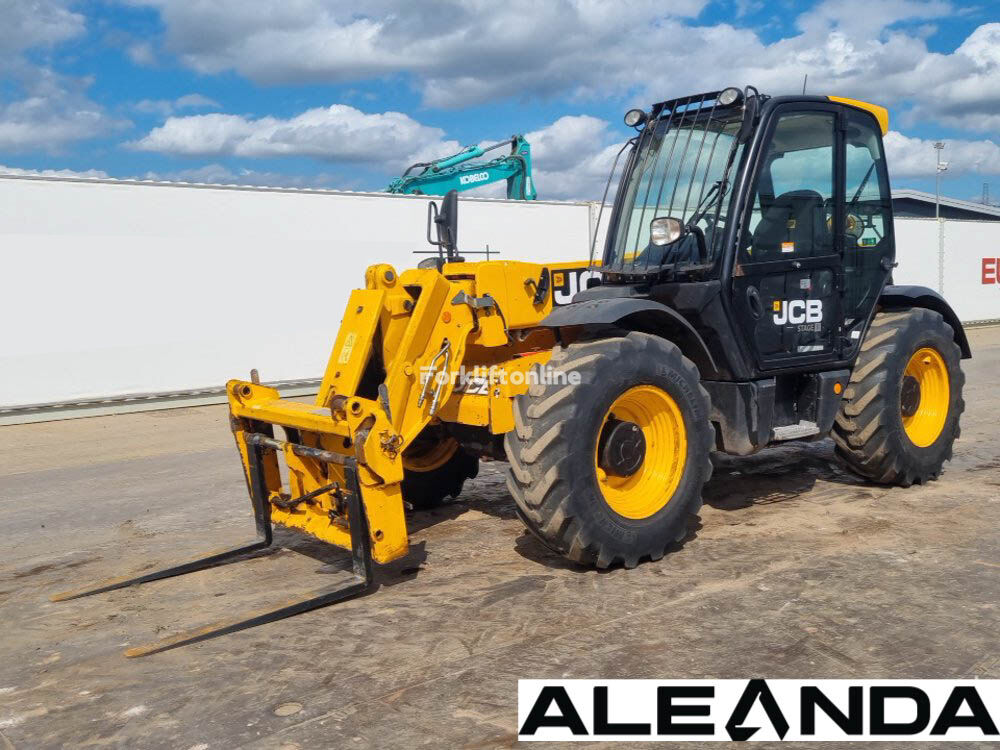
[504,331,714,568]
[833,308,965,486]
[401,439,479,510]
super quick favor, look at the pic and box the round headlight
[624,108,647,128]
[650,217,684,246]
[718,87,742,106]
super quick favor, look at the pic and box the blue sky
[2,0,999,201]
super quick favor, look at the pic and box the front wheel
[401,434,478,510]
[504,332,714,568]
[833,308,965,486]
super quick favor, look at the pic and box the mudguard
[540,296,719,378]
[880,285,971,359]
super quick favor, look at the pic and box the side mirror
[436,189,458,256]
[736,93,758,144]
[425,189,460,262]
[649,216,685,246]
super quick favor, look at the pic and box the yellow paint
[229,383,350,436]
[403,438,459,472]
[595,385,687,520]
[338,332,357,364]
[316,289,384,408]
[226,256,592,565]
[436,391,491,426]
[469,309,509,347]
[902,346,950,447]
[827,96,889,135]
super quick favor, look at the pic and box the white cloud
[135,93,221,117]
[129,104,460,170]
[525,115,625,200]
[128,101,631,199]
[624,1,970,115]
[0,0,125,152]
[0,67,127,152]
[124,0,1000,141]
[884,130,1000,178]
[175,93,220,110]
[903,23,1000,132]
[134,99,173,117]
[0,162,338,189]
[127,100,626,199]
[141,163,338,188]
[125,0,709,107]
[0,0,84,55]
[0,164,109,178]
[126,41,156,66]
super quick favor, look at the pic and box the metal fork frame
[50,432,375,657]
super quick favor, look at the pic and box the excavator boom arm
[387,135,536,200]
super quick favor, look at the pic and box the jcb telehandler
[56,87,969,656]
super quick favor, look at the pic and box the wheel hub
[598,418,646,477]
[900,375,921,418]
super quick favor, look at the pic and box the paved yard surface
[1,327,999,749]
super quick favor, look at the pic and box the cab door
[839,107,895,357]
[730,105,844,370]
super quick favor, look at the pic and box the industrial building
[892,188,1000,221]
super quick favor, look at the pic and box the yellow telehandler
[55,87,969,656]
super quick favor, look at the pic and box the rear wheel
[833,308,965,486]
[401,434,478,510]
[504,332,713,568]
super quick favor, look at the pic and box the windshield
[605,111,745,275]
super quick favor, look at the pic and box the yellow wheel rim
[901,347,950,448]
[403,438,458,472]
[594,385,687,519]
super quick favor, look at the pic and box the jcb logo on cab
[553,268,601,305]
[773,299,822,325]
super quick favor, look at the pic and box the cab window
[740,112,836,262]
[842,110,893,327]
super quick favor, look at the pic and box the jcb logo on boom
[773,299,822,325]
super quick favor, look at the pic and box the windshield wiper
[685,179,724,230]
[849,162,876,211]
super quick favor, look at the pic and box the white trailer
[894,217,1000,324]
[1,174,996,424]
[0,175,597,422]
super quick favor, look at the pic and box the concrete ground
[1,327,999,749]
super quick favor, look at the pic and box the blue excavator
[386,134,536,200]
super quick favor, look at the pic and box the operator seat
[751,189,830,260]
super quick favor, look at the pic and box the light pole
[934,141,947,219]
[934,142,948,293]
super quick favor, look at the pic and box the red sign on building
[984,258,999,284]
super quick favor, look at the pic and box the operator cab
[590,87,895,378]
[732,97,893,369]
